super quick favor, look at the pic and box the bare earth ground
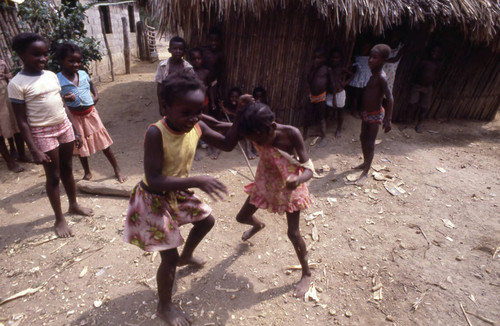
[1,54,499,326]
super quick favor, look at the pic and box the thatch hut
[152,0,500,124]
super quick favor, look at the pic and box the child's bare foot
[335,129,342,138]
[157,302,192,326]
[194,150,202,161]
[242,223,265,241]
[177,255,206,268]
[293,274,311,298]
[54,220,75,238]
[68,203,94,216]
[318,137,327,148]
[83,172,92,180]
[7,160,24,173]
[352,163,366,170]
[209,148,220,160]
[247,151,256,160]
[115,171,127,183]
[415,124,423,133]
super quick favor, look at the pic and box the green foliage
[16,0,102,73]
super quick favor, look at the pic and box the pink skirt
[71,107,113,157]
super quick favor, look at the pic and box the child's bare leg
[335,108,344,138]
[103,147,126,183]
[43,147,73,237]
[79,156,92,180]
[178,215,215,267]
[7,137,18,160]
[357,123,379,183]
[208,145,220,160]
[415,105,426,133]
[244,139,256,159]
[0,137,23,173]
[59,142,93,217]
[317,103,327,147]
[236,197,264,241]
[14,133,30,162]
[157,249,192,326]
[352,123,368,170]
[286,210,311,297]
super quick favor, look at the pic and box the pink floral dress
[244,145,312,214]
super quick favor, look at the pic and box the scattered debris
[326,197,337,206]
[436,167,447,173]
[286,262,318,270]
[459,302,473,326]
[473,245,500,259]
[411,292,426,312]
[0,275,55,306]
[345,311,352,317]
[215,285,240,293]
[386,315,395,322]
[304,283,319,303]
[29,236,58,246]
[441,219,456,229]
[465,309,495,325]
[346,174,358,182]
[372,164,388,172]
[94,300,103,308]
[311,223,319,242]
[79,266,88,278]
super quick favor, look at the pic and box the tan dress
[0,60,19,138]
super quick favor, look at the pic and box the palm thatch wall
[153,0,500,123]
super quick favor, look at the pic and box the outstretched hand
[63,92,76,102]
[32,150,51,164]
[383,120,392,133]
[195,175,228,201]
[286,174,300,190]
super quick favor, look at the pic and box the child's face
[60,51,82,73]
[20,40,48,73]
[164,89,204,133]
[168,41,185,61]
[331,52,342,66]
[229,91,241,107]
[313,52,326,68]
[254,91,266,104]
[209,34,221,51]
[368,49,385,71]
[190,51,203,68]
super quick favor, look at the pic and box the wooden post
[136,21,145,61]
[100,18,115,81]
[121,17,130,74]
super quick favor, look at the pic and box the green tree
[16,0,101,73]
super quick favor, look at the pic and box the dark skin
[145,88,239,326]
[330,52,354,138]
[202,34,225,112]
[304,52,333,146]
[12,40,93,238]
[236,121,313,298]
[349,48,393,185]
[60,51,126,183]
[157,41,189,116]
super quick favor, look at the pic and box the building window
[99,6,112,34]
[128,5,136,33]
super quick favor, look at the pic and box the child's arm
[12,102,51,163]
[381,76,393,133]
[89,80,99,105]
[286,127,313,189]
[60,95,83,148]
[201,113,232,133]
[198,118,239,151]
[342,67,354,87]
[144,126,227,200]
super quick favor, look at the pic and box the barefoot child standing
[8,33,93,237]
[123,72,240,325]
[56,43,126,182]
[235,102,314,297]
[350,44,393,184]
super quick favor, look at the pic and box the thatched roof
[153,0,500,43]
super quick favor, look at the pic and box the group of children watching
[1,29,443,326]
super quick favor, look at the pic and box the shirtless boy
[304,47,333,147]
[350,44,393,184]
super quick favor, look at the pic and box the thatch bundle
[152,0,500,123]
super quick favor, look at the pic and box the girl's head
[228,87,242,107]
[239,102,276,145]
[189,47,203,68]
[252,86,267,104]
[159,72,205,132]
[12,33,48,73]
[55,43,83,73]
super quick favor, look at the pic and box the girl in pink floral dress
[235,102,315,298]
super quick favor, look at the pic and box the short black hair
[372,44,391,60]
[239,102,275,136]
[169,36,186,48]
[12,33,46,54]
[159,72,205,107]
[228,87,242,96]
[252,86,267,98]
[54,42,82,62]
[208,26,222,37]
[313,46,327,57]
[189,47,202,57]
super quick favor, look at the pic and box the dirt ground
[1,45,499,326]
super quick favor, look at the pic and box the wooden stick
[465,310,495,325]
[223,112,255,179]
[460,302,474,326]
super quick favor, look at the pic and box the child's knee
[160,248,179,263]
[287,228,301,243]
[46,173,60,188]
[202,215,215,229]
[236,212,247,223]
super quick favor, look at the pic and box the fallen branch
[0,274,55,306]
[409,224,431,257]
[460,303,473,326]
[465,310,495,325]
[29,236,58,246]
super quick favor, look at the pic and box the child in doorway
[235,102,314,297]
[349,44,393,185]
[347,40,372,117]
[0,58,25,172]
[202,27,225,112]
[8,33,93,237]
[402,45,442,133]
[155,36,194,116]
[304,47,333,147]
[56,43,126,182]
[326,48,353,138]
[123,72,240,326]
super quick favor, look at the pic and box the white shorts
[326,90,346,108]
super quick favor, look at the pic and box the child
[55,43,126,182]
[235,102,314,297]
[0,57,24,172]
[347,40,372,117]
[155,36,194,116]
[202,27,225,113]
[252,86,268,104]
[123,72,240,325]
[304,47,333,147]
[8,33,92,237]
[326,48,353,138]
[402,45,442,133]
[349,44,393,185]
